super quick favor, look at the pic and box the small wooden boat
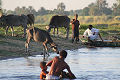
[83,40,120,47]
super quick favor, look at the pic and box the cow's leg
[57,27,59,37]
[66,27,69,39]
[53,27,55,36]
[43,41,50,56]
[23,25,27,37]
[43,42,48,52]
[11,26,14,36]
[5,26,9,35]
[42,45,46,60]
[42,43,47,60]
[25,36,31,53]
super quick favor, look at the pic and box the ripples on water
[0,48,120,80]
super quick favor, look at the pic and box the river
[0,47,120,80]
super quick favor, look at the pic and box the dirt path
[0,35,84,60]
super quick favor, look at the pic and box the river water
[0,47,120,80]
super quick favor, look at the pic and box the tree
[82,7,89,16]
[112,3,118,13]
[112,0,120,16]
[57,2,65,11]
[74,9,83,16]
[28,6,36,14]
[0,0,1,9]
[57,2,65,15]
[88,3,98,16]
[21,6,29,15]
[6,10,14,15]
[96,0,108,9]
[0,0,2,16]
[96,0,108,15]
[116,0,120,5]
[37,7,47,15]
[116,0,120,15]
[14,7,21,15]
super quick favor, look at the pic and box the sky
[2,0,116,11]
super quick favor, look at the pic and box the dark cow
[25,27,58,56]
[0,14,28,37]
[27,14,35,26]
[46,15,70,38]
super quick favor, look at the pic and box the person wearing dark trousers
[71,14,80,43]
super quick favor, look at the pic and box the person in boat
[40,61,48,80]
[83,25,103,43]
[46,50,76,80]
[71,14,80,43]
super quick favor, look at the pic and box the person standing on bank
[71,14,80,43]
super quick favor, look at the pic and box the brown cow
[25,27,58,56]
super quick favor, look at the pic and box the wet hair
[40,61,46,68]
[59,50,67,58]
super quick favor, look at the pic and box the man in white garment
[83,25,103,42]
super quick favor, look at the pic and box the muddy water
[0,48,120,80]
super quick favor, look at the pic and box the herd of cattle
[0,14,71,55]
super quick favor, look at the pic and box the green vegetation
[0,20,120,59]
[0,19,120,38]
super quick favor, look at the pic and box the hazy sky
[2,0,116,11]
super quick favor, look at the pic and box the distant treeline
[2,0,120,16]
[35,15,120,26]
[0,0,120,25]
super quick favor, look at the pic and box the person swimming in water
[46,50,76,80]
[40,61,48,79]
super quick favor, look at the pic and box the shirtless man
[46,50,76,79]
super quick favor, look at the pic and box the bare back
[48,56,69,76]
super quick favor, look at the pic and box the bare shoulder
[53,56,59,60]
[64,62,69,68]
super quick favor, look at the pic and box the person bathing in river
[40,61,48,80]
[83,25,103,43]
[46,50,76,79]
[71,14,80,43]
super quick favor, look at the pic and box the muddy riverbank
[0,34,84,60]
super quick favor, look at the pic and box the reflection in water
[0,48,120,80]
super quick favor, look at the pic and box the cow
[0,14,28,37]
[25,27,58,56]
[27,14,35,26]
[46,15,70,39]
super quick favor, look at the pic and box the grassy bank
[0,23,120,59]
